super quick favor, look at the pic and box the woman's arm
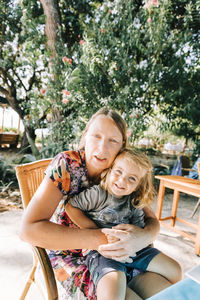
[19,176,107,250]
[142,205,160,242]
[65,203,98,229]
[98,206,160,261]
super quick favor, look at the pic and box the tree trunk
[40,0,62,125]
[20,131,30,152]
[20,125,39,156]
[25,126,40,157]
[1,90,39,154]
[39,0,61,57]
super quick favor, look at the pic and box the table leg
[156,180,165,220]
[171,189,180,227]
[195,211,200,256]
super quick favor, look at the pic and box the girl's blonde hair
[101,148,155,208]
[79,107,128,149]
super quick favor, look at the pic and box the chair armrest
[32,246,58,300]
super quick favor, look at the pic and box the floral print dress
[45,150,97,300]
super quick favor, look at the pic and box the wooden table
[155,175,200,255]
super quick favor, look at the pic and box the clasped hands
[98,224,146,263]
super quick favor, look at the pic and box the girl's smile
[108,156,146,198]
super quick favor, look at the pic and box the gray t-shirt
[69,185,145,229]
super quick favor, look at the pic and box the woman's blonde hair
[79,107,128,149]
[101,148,155,208]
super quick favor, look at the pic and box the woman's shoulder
[48,149,85,169]
[46,150,85,172]
[45,149,88,195]
[57,149,85,164]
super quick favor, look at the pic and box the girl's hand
[98,224,147,261]
[101,230,134,263]
[105,233,119,244]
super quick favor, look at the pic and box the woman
[20,107,172,299]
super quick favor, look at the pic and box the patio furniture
[15,158,58,300]
[190,161,200,217]
[180,158,200,217]
[0,132,19,148]
[0,103,21,148]
[155,175,200,255]
[147,278,200,300]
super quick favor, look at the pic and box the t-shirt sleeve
[69,185,102,211]
[45,152,71,195]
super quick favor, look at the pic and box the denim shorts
[85,246,160,287]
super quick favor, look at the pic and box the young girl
[66,148,182,300]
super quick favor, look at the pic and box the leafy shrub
[3,127,18,133]
[0,156,18,189]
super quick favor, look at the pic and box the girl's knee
[97,271,126,300]
[170,260,182,283]
[147,253,182,283]
[162,256,182,283]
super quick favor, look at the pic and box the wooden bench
[0,132,19,148]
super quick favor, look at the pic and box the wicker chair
[15,158,58,300]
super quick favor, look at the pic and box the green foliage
[1,0,199,155]
[59,0,103,48]
[0,156,17,188]
[40,0,199,154]
[0,0,50,153]
[193,139,200,157]
[2,127,18,133]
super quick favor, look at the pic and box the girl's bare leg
[128,272,172,299]
[125,286,142,300]
[147,252,182,283]
[128,252,182,299]
[96,271,126,300]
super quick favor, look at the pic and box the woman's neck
[88,172,101,184]
[86,165,101,183]
[86,161,101,183]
